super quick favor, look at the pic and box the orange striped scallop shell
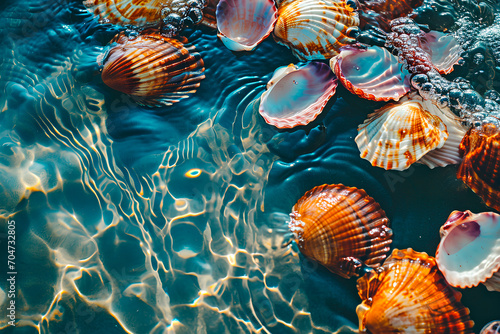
[356,248,474,334]
[355,99,449,171]
[289,184,393,278]
[457,124,500,211]
[100,31,205,107]
[273,0,360,60]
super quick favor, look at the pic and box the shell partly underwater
[83,0,206,36]
[355,98,448,170]
[457,124,500,211]
[356,248,475,334]
[421,31,463,75]
[100,31,205,107]
[330,45,410,102]
[436,210,500,292]
[289,184,393,279]
[216,0,277,51]
[259,62,338,129]
[273,0,360,60]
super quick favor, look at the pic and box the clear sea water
[0,0,498,333]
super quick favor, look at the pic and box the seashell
[457,124,500,211]
[330,45,410,102]
[356,248,475,334]
[288,184,393,278]
[415,96,467,168]
[273,0,360,60]
[216,0,278,51]
[481,321,500,334]
[100,31,205,107]
[259,62,338,129]
[355,98,448,170]
[436,210,500,292]
[83,0,206,36]
[421,31,463,75]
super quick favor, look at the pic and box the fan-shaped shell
[216,0,278,51]
[414,96,467,168]
[436,210,500,292]
[355,99,449,170]
[100,31,205,107]
[482,321,500,334]
[421,31,463,75]
[356,248,475,334]
[273,0,360,60]
[330,45,410,102]
[288,184,393,278]
[457,124,500,211]
[83,0,206,36]
[259,62,338,129]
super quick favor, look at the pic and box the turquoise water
[0,0,498,333]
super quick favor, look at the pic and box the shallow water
[0,0,498,333]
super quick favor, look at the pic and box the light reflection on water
[0,0,498,333]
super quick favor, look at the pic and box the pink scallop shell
[421,31,463,75]
[216,0,278,51]
[330,45,410,101]
[259,62,337,129]
[436,210,500,291]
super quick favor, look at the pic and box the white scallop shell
[436,210,500,292]
[216,0,278,51]
[355,98,449,171]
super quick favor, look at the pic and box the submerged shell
[83,0,206,36]
[100,31,205,107]
[355,99,448,170]
[259,62,337,128]
[457,124,500,211]
[273,0,360,60]
[436,210,500,292]
[216,0,277,51]
[481,321,500,334]
[330,45,410,101]
[289,184,393,278]
[357,248,474,334]
[421,31,463,75]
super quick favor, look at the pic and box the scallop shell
[330,45,410,102]
[415,96,467,168]
[273,0,360,60]
[100,31,205,107]
[259,62,338,129]
[288,184,393,279]
[216,0,278,51]
[356,248,475,334]
[83,0,206,36]
[355,99,449,170]
[421,31,463,75]
[436,210,500,292]
[457,124,500,211]
[482,321,500,334]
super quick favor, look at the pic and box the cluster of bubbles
[386,17,434,74]
[386,16,500,129]
[160,0,207,36]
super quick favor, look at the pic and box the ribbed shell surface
[356,248,475,334]
[355,99,448,171]
[83,0,163,26]
[458,124,500,211]
[273,0,359,60]
[289,184,392,278]
[101,32,205,107]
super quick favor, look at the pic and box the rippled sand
[0,0,498,333]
